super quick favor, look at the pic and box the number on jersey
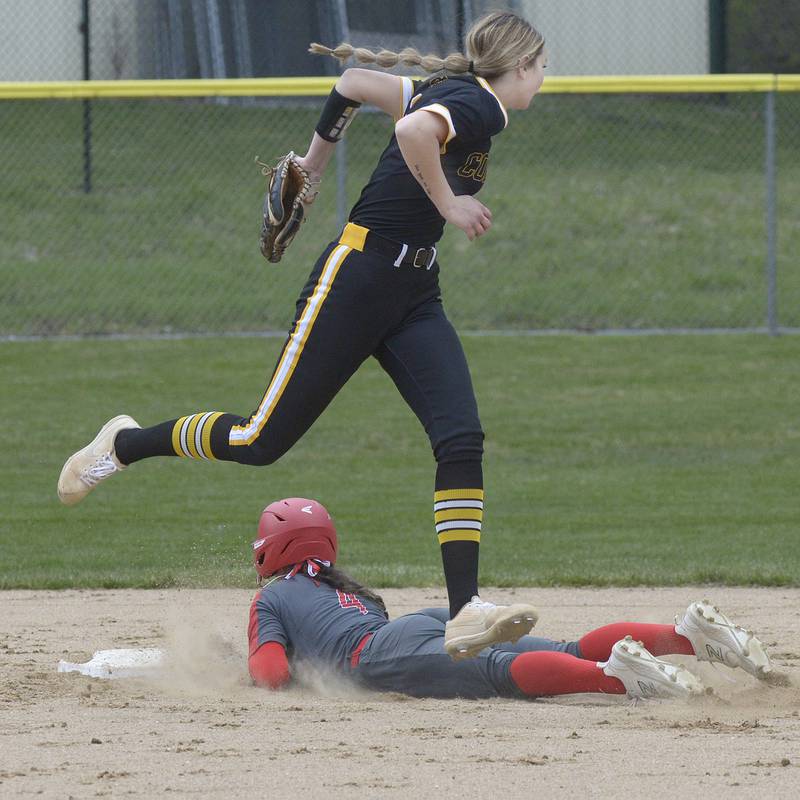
[337,590,368,615]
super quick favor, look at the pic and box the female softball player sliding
[59,12,548,657]
[248,498,775,699]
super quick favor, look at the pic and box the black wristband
[315,87,362,142]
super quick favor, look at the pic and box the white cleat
[57,415,140,506]
[444,596,538,660]
[675,599,773,680]
[601,636,706,700]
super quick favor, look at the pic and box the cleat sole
[445,606,539,661]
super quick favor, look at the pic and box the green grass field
[3,92,800,335]
[3,333,798,589]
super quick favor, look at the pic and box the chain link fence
[2,0,799,336]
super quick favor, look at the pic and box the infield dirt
[2,587,799,799]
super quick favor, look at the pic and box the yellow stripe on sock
[200,411,224,460]
[172,416,189,457]
[434,508,483,523]
[438,530,481,545]
[434,488,484,502]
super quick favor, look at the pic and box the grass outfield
[3,93,800,335]
[2,333,799,589]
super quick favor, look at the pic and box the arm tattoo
[413,163,432,197]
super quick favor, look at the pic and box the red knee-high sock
[509,651,625,696]
[578,623,695,661]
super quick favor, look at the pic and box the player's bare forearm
[298,133,335,177]
[395,112,454,215]
[396,111,493,241]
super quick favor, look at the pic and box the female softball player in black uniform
[247,499,775,699]
[58,12,547,657]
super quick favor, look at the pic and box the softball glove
[257,151,312,263]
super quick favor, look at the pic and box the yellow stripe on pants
[229,245,351,447]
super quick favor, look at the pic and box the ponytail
[310,12,544,80]
[310,42,472,76]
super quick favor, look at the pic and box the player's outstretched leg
[444,597,539,660]
[57,243,387,506]
[58,415,141,505]
[675,599,773,679]
[57,411,243,505]
[601,636,706,700]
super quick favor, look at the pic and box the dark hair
[315,564,388,618]
[268,562,388,617]
[272,567,389,619]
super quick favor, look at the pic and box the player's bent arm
[298,69,405,183]
[249,641,291,689]
[395,111,493,241]
[395,111,453,211]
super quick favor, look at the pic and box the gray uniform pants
[352,608,581,699]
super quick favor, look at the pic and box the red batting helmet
[252,498,338,579]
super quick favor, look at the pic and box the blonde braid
[309,42,471,75]
[311,12,545,80]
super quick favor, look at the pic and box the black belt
[340,222,437,270]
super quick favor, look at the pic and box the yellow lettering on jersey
[457,152,489,183]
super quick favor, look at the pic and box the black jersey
[348,73,508,246]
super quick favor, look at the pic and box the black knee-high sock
[435,459,483,618]
[115,412,239,464]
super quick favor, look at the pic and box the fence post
[708,0,727,74]
[81,0,92,194]
[765,88,778,334]
[336,138,347,232]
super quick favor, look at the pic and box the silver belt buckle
[413,247,433,269]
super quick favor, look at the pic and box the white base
[57,648,164,679]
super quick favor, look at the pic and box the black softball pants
[223,237,484,468]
